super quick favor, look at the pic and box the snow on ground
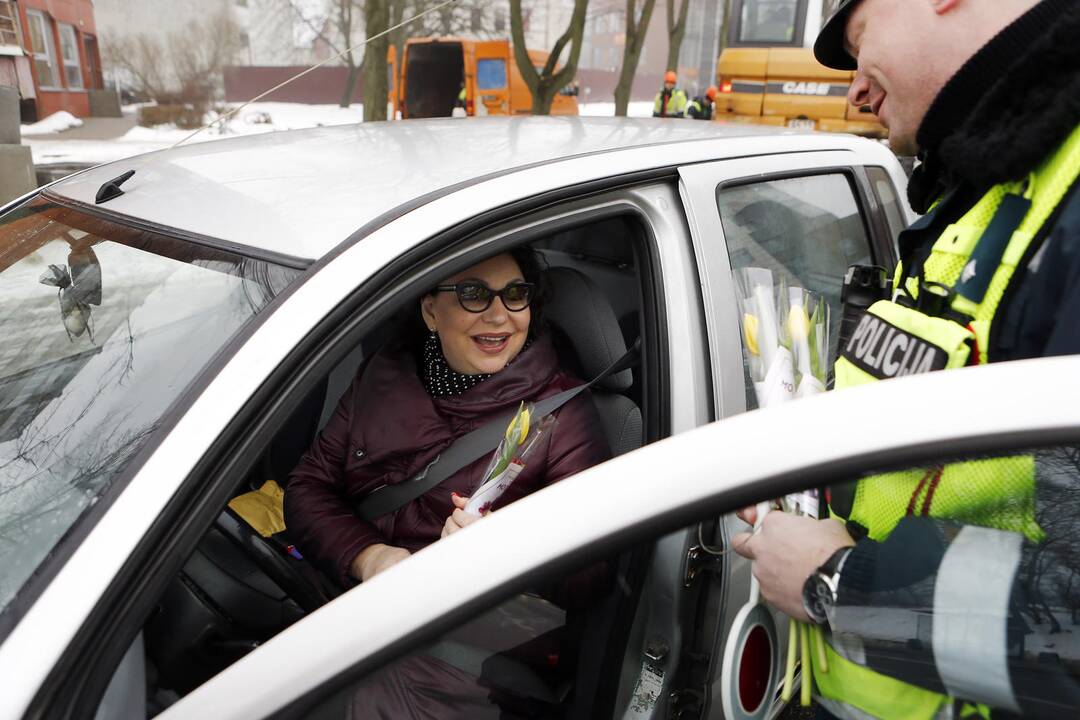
[24,100,655,167]
[21,111,84,136]
[25,102,366,166]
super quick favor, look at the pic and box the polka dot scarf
[420,332,531,398]
[421,332,493,398]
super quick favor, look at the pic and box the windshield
[0,198,299,616]
[738,0,799,44]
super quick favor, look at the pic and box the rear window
[738,0,798,44]
[0,198,299,619]
[477,59,507,90]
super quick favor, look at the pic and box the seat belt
[355,338,641,522]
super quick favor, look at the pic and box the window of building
[0,0,21,49]
[25,10,59,89]
[58,23,82,89]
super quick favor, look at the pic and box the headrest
[543,266,633,392]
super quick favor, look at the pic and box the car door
[154,355,1080,720]
[29,174,708,720]
[472,40,511,116]
[676,147,914,717]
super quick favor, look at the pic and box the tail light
[466,98,474,115]
[720,79,734,94]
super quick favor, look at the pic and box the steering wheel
[213,508,340,613]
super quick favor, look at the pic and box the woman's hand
[351,543,411,582]
[441,492,484,539]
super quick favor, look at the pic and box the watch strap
[819,545,853,579]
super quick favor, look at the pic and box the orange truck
[713,0,886,138]
[389,37,579,119]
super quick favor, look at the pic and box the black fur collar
[908,0,1080,213]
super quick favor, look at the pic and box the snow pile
[21,111,84,136]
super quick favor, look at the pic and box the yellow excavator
[714,0,886,138]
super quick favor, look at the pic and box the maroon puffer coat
[285,333,612,587]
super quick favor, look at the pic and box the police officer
[653,71,687,118]
[686,86,717,120]
[733,0,1080,718]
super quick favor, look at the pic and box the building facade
[4,0,104,121]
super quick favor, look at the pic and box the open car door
[472,40,510,116]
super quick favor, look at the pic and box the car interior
[131,211,659,717]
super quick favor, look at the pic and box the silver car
[6,117,1068,720]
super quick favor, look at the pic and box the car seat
[543,266,642,456]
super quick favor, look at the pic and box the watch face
[803,574,833,624]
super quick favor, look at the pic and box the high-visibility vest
[820,124,1080,720]
[653,88,687,117]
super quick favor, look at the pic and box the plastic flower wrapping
[464,402,556,517]
[733,267,833,705]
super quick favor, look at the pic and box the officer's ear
[928,0,961,15]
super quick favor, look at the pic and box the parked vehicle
[389,37,579,119]
[714,0,886,138]
[2,117,945,720]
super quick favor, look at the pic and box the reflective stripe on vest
[817,124,1080,720]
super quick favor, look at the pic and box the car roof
[43,117,836,265]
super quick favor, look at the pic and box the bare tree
[614,0,658,116]
[664,0,689,72]
[289,0,362,108]
[102,34,170,101]
[362,0,390,120]
[509,0,589,115]
[103,12,242,109]
[171,15,245,104]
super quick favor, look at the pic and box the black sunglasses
[434,281,535,313]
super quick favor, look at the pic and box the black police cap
[814,0,862,71]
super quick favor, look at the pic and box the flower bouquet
[464,402,556,517]
[734,267,796,408]
[731,268,832,708]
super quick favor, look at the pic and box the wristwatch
[802,546,852,626]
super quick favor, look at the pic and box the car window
[284,441,1080,720]
[477,59,507,90]
[738,0,799,44]
[0,198,299,619]
[297,559,650,720]
[820,444,1080,719]
[866,165,909,242]
[716,172,872,406]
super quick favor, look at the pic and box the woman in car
[284,247,612,593]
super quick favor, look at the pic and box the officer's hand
[732,512,854,621]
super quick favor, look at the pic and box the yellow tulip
[743,313,760,356]
[518,407,530,444]
[788,305,810,341]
